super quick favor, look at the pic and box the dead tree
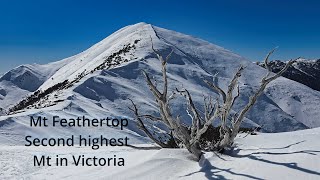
[129,43,296,161]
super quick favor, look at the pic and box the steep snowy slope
[38,23,152,90]
[1,22,320,146]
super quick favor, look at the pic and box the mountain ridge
[257,58,320,91]
[0,23,319,145]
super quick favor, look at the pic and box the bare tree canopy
[129,41,297,161]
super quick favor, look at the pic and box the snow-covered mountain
[257,59,320,91]
[0,59,73,110]
[1,22,320,146]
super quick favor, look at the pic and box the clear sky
[0,0,319,74]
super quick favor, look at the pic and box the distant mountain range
[257,59,320,91]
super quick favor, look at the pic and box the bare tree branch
[190,101,220,145]
[149,36,173,100]
[204,80,227,103]
[166,49,174,61]
[224,53,298,149]
[176,88,203,138]
[139,114,162,121]
[236,58,297,128]
[231,85,240,108]
[130,39,295,161]
[264,47,278,73]
[128,98,170,148]
[142,70,162,99]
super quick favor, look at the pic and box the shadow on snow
[180,140,320,179]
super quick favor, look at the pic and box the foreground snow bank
[1,128,320,180]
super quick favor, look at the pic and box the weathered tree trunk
[129,39,297,161]
[214,49,297,150]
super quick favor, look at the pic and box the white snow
[1,128,319,179]
[0,22,319,179]
[0,58,73,109]
[1,22,319,133]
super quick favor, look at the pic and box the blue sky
[0,0,319,73]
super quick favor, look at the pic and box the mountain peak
[131,22,149,26]
[2,23,320,133]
